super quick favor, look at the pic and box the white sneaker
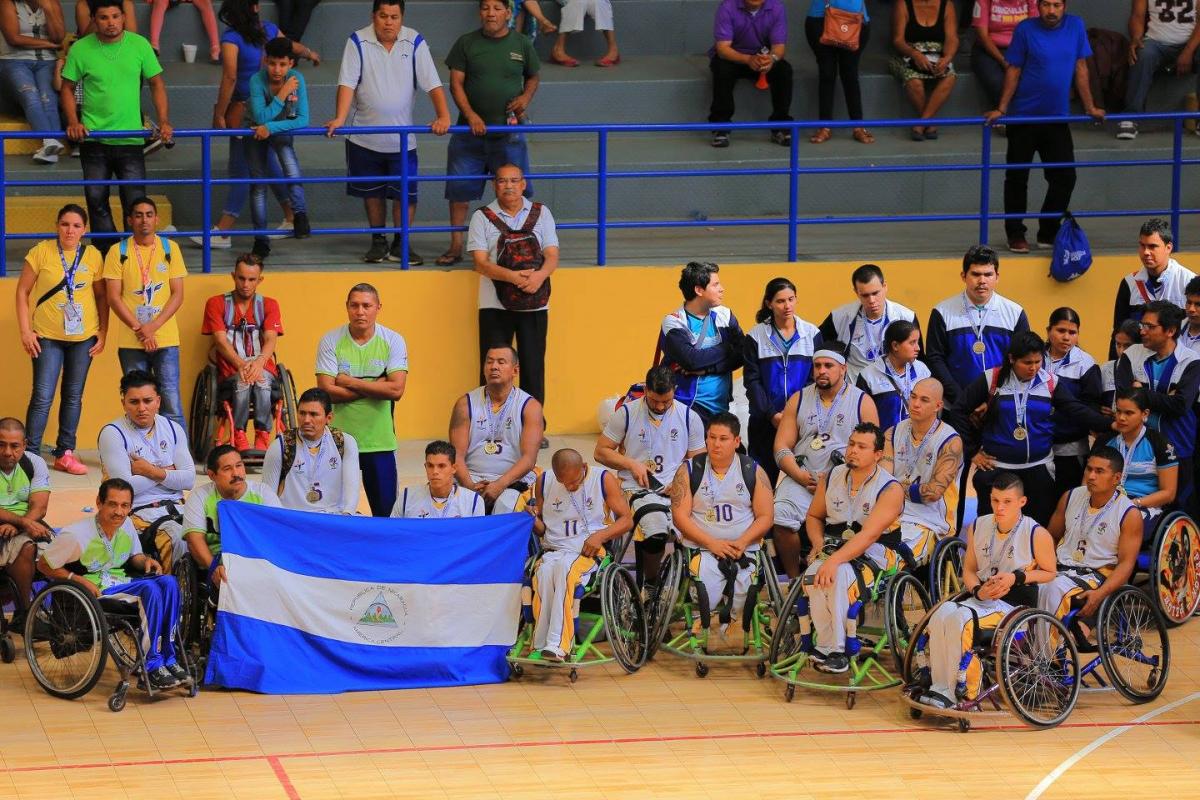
[189,228,232,249]
[41,139,64,157]
[32,144,58,164]
[1116,121,1138,140]
[268,219,294,240]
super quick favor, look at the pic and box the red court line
[267,756,300,800]
[5,718,1198,775]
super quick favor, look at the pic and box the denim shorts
[443,131,532,202]
[345,140,419,203]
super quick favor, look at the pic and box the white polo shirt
[466,197,559,312]
[336,24,442,153]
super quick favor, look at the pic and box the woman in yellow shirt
[14,203,107,475]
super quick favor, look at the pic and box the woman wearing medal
[1107,387,1178,536]
[947,331,1109,526]
[1043,307,1103,500]
[743,277,822,485]
[14,203,106,475]
[856,319,931,432]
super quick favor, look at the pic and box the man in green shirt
[437,0,540,268]
[59,0,172,256]
[0,418,53,631]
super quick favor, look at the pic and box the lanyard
[0,468,17,502]
[686,310,714,347]
[844,466,878,528]
[963,293,990,363]
[1045,348,1072,378]
[895,419,940,483]
[851,310,889,361]
[484,388,516,442]
[565,472,593,535]
[981,515,1022,576]
[644,405,670,459]
[94,518,118,587]
[57,242,84,304]
[1068,488,1120,555]
[814,381,849,438]
[1012,377,1033,428]
[430,485,456,518]
[299,433,326,488]
[1115,426,1149,473]
[132,237,156,298]
[880,356,915,416]
[767,319,799,359]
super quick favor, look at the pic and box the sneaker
[251,239,270,260]
[387,238,423,265]
[814,651,849,674]
[1007,235,1030,254]
[769,130,791,146]
[539,648,564,662]
[1116,121,1138,140]
[165,662,192,685]
[1034,237,1055,250]
[253,429,271,451]
[919,690,955,709]
[144,665,181,690]
[32,144,59,165]
[189,228,232,249]
[52,450,88,475]
[292,212,311,239]
[710,131,730,148]
[233,429,251,453]
[363,235,389,263]
[268,219,294,240]
[7,608,27,635]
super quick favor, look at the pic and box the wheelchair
[173,552,217,679]
[1134,510,1200,626]
[508,532,649,683]
[188,358,298,469]
[22,574,197,712]
[652,539,786,678]
[767,534,931,706]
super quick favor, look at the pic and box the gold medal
[306,488,321,504]
[811,436,825,451]
[1013,426,1027,441]
[645,458,658,472]
[973,340,986,355]
[483,441,499,455]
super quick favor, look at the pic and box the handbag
[820,2,863,51]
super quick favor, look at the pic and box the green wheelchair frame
[507,533,648,682]
[768,548,931,707]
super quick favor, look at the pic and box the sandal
[435,251,463,267]
[852,127,875,144]
[809,127,832,144]
[596,55,621,67]
[923,127,939,140]
[910,127,925,141]
[549,54,580,67]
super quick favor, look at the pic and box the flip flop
[435,252,463,267]
[596,55,621,67]
[549,54,580,67]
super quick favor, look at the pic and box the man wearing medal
[102,197,188,430]
[595,366,704,589]
[1040,447,1142,622]
[772,345,878,579]
[450,344,544,514]
[1112,218,1196,344]
[262,388,362,514]
[818,264,920,380]
[0,418,54,633]
[882,378,963,565]
[392,440,484,518]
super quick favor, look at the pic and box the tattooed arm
[881,425,897,478]
[919,435,964,504]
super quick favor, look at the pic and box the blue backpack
[1049,212,1092,282]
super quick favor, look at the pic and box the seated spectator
[246,36,311,259]
[73,0,134,35]
[262,387,362,514]
[1121,0,1200,139]
[0,0,67,164]
[708,0,792,148]
[0,417,53,632]
[391,440,483,518]
[148,0,218,61]
[15,204,106,474]
[890,0,958,141]
[549,0,619,67]
[511,0,555,38]
[970,0,1037,115]
[200,252,282,453]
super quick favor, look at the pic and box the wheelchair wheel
[189,365,218,464]
[645,547,683,660]
[900,600,940,689]
[174,553,201,648]
[1148,511,1200,626]
[601,564,649,673]
[277,363,298,434]
[1098,585,1171,704]
[885,572,931,673]
[768,578,805,664]
[757,548,785,619]
[103,609,140,675]
[24,581,108,700]
[928,537,965,604]
[996,608,1079,729]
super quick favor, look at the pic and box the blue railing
[1,111,1197,276]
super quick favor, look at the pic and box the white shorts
[559,0,614,32]
[773,474,814,531]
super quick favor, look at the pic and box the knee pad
[638,536,667,555]
[631,493,671,540]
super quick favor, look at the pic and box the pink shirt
[972,0,1038,48]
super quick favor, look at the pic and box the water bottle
[284,91,299,120]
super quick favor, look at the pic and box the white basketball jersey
[823,464,898,529]
[393,484,483,519]
[687,456,759,551]
[465,386,535,484]
[1059,487,1134,571]
[796,382,866,474]
[972,514,1037,581]
[100,415,185,506]
[613,398,696,491]
[890,419,961,535]
[541,466,608,554]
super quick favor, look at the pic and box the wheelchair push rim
[24,581,109,700]
[188,366,217,465]
[645,546,684,661]
[601,563,649,673]
[278,362,299,435]
[1149,511,1200,626]
[928,537,966,604]
[885,572,931,674]
[1098,585,1171,703]
[995,608,1080,729]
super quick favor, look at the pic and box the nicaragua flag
[204,501,530,694]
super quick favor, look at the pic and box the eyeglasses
[1138,321,1161,330]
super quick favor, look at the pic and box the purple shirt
[713,0,787,56]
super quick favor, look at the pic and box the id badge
[136,304,159,325]
[63,301,84,336]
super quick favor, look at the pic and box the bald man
[881,378,964,564]
[526,449,632,660]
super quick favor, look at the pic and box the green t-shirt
[182,480,280,558]
[315,324,409,452]
[0,453,50,517]
[444,29,539,127]
[61,32,162,145]
[43,518,141,590]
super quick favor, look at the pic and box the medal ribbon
[95,518,117,589]
[981,514,1023,577]
[896,419,940,484]
[1067,488,1121,561]
[1012,376,1033,431]
[57,241,84,304]
[844,466,879,529]
[132,237,156,305]
[299,433,326,494]
[963,293,990,363]
[813,380,850,441]
[484,388,516,443]
[565,473,593,535]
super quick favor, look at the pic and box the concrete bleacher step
[0,116,40,155]
[5,194,173,232]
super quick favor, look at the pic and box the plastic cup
[182,43,197,63]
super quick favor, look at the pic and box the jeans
[1125,38,1200,112]
[222,135,289,219]
[444,132,533,202]
[0,59,61,133]
[1003,122,1075,242]
[708,56,794,129]
[118,346,185,432]
[276,0,321,40]
[25,336,95,456]
[246,135,307,248]
[79,142,146,255]
[805,16,870,120]
[228,371,276,432]
[970,44,1007,109]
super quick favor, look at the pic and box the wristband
[970,584,981,600]
[907,481,923,504]
[1012,569,1026,587]
[774,448,794,467]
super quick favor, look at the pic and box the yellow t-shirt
[25,239,104,341]
[101,235,187,349]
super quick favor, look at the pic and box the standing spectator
[1113,217,1196,334]
[1120,0,1200,139]
[658,261,746,426]
[0,0,67,164]
[315,284,408,517]
[324,0,451,265]
[550,0,619,67]
[246,36,311,261]
[102,197,188,430]
[15,204,106,474]
[890,0,958,141]
[707,0,792,148]
[438,0,540,268]
[971,0,1037,113]
[818,263,920,380]
[59,0,170,256]
[73,0,134,35]
[148,0,218,61]
[276,0,320,42]
[984,0,1103,253]
[806,0,873,144]
[466,164,557,423]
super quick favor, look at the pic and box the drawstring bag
[1049,212,1093,282]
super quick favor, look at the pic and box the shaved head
[908,377,945,424]
[913,377,943,401]
[551,448,583,472]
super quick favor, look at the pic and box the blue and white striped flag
[204,502,530,693]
